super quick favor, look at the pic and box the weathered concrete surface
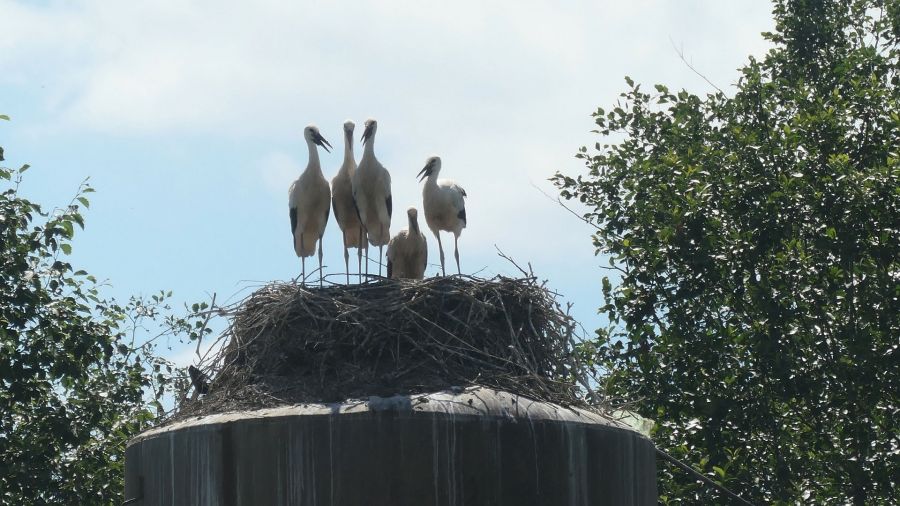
[125,387,657,505]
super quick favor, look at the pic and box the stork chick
[331,120,364,283]
[289,125,332,286]
[386,207,428,280]
[351,118,392,277]
[418,156,466,276]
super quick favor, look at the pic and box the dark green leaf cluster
[0,134,208,504]
[554,1,898,504]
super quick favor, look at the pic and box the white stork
[289,125,332,286]
[418,156,467,276]
[351,118,392,277]
[386,207,428,280]
[330,120,364,283]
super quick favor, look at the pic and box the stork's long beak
[417,164,431,182]
[361,123,375,145]
[314,132,332,152]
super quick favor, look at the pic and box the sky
[0,0,775,367]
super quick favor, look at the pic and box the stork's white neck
[362,136,376,158]
[306,138,322,173]
[424,170,441,185]
[408,214,419,234]
[343,131,355,165]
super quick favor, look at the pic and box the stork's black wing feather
[386,195,392,219]
[352,194,367,232]
[289,207,298,238]
[458,208,467,224]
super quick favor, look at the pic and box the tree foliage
[0,122,207,504]
[554,0,898,503]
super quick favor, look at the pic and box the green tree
[0,118,207,504]
[554,0,899,503]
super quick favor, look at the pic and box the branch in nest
[166,274,608,424]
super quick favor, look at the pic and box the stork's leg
[343,233,350,285]
[344,247,350,285]
[379,224,386,277]
[454,234,461,275]
[301,234,306,285]
[357,228,364,283]
[435,232,446,277]
[357,245,363,283]
[318,235,324,288]
[363,229,370,278]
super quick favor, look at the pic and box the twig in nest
[166,275,608,423]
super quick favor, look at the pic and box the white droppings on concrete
[133,387,625,443]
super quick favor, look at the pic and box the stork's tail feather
[293,234,318,257]
[344,228,364,249]
[367,230,391,247]
[363,220,391,247]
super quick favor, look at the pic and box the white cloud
[1,0,776,315]
[2,1,773,136]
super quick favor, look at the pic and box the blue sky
[1,0,774,366]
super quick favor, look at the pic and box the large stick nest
[174,275,601,420]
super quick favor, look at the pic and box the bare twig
[657,448,756,506]
[669,37,726,95]
[531,183,603,232]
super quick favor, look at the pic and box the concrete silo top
[125,387,657,505]
[132,386,632,444]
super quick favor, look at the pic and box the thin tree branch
[656,447,756,506]
[669,37,726,95]
[531,182,603,231]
